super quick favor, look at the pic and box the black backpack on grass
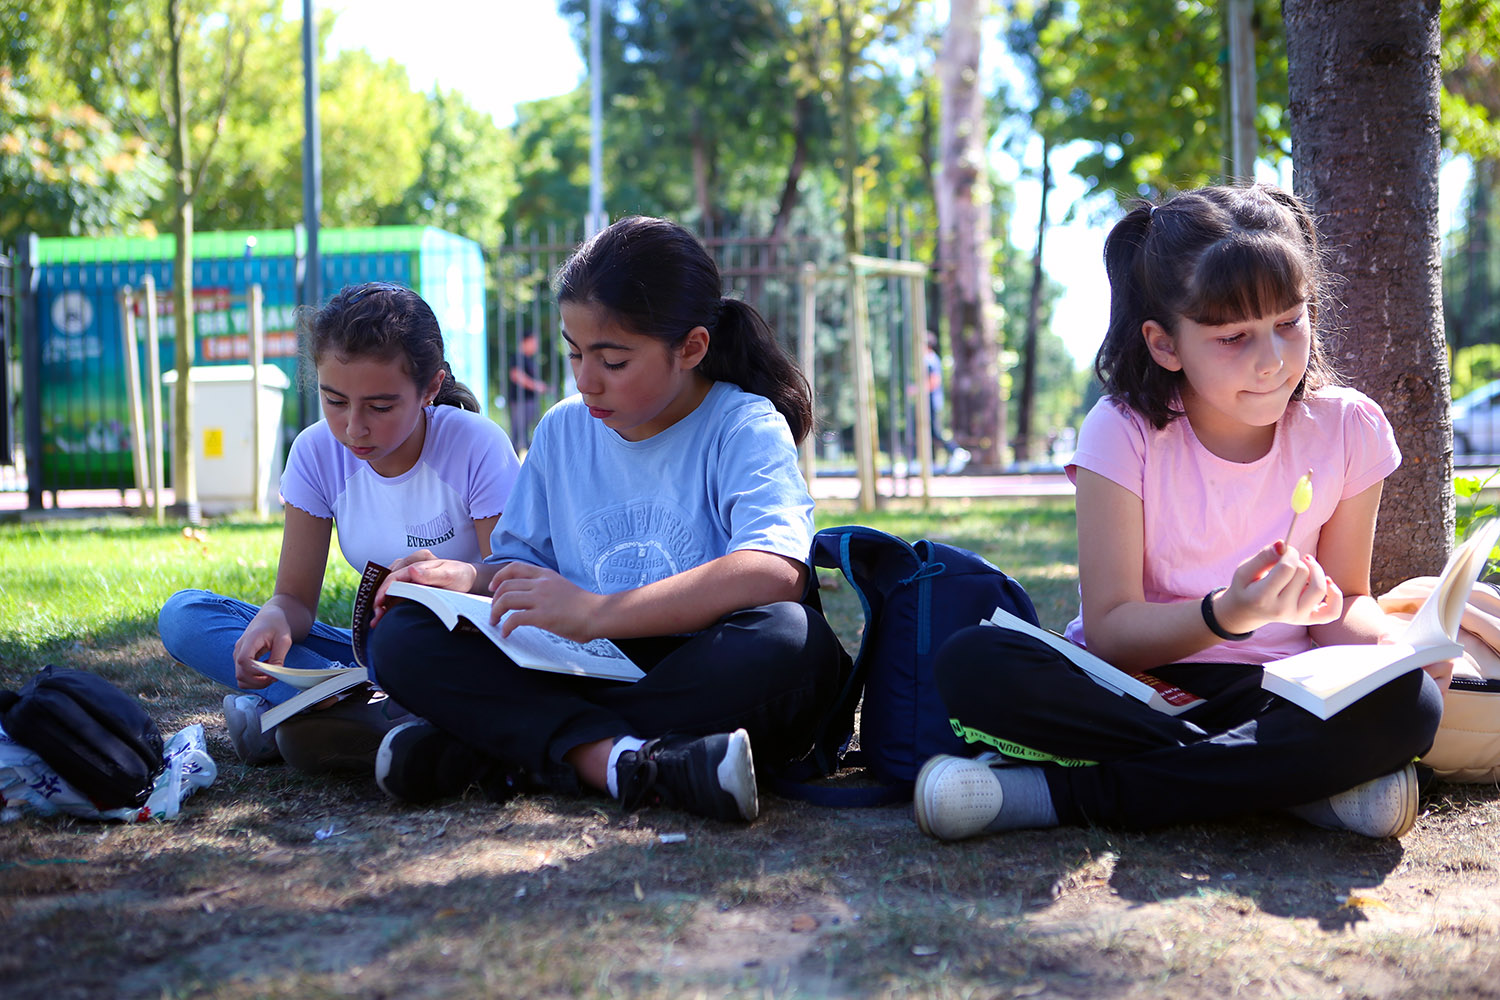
[0,665,164,810]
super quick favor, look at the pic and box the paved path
[0,472,1077,519]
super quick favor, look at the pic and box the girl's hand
[488,563,607,642]
[1421,651,1471,690]
[1218,542,1345,633]
[232,608,292,688]
[372,555,479,627]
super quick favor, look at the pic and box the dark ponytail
[555,216,813,443]
[1096,204,1185,427]
[303,281,479,413]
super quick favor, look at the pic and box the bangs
[1180,233,1309,326]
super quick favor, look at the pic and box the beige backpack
[1379,579,1500,783]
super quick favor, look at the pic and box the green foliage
[1441,0,1500,161]
[1036,0,1289,200]
[0,70,165,239]
[377,88,519,250]
[1451,342,1500,398]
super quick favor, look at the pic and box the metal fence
[3,227,487,504]
[495,217,934,468]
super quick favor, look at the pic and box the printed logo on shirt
[579,499,707,592]
[406,511,457,550]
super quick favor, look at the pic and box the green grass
[0,497,1079,672]
[4,499,1500,1000]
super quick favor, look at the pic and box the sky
[318,0,1473,367]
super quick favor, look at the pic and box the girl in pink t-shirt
[917,184,1445,841]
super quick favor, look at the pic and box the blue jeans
[157,588,360,706]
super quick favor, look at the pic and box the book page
[384,580,644,682]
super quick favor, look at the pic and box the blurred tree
[51,0,273,517]
[1036,0,1289,199]
[0,69,165,239]
[504,89,594,235]
[1440,1,1500,355]
[936,0,1001,466]
[376,87,518,251]
[1002,0,1062,463]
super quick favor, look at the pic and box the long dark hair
[1095,183,1339,428]
[302,281,479,412]
[554,216,813,443]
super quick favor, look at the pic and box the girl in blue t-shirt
[916,184,1449,842]
[158,282,520,769]
[366,217,846,823]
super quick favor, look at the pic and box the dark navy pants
[935,624,1443,829]
[369,600,847,793]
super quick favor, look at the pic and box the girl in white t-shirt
[363,217,847,823]
[158,282,520,769]
[917,184,1449,841]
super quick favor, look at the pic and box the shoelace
[616,739,664,811]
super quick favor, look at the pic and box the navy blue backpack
[779,525,1040,806]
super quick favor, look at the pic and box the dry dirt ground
[4,641,1500,1000]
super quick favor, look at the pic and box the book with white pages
[1260,517,1500,719]
[982,607,1206,716]
[350,561,645,683]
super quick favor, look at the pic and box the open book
[350,562,644,683]
[982,607,1206,716]
[259,667,372,732]
[1260,518,1500,719]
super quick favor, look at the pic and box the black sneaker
[615,729,758,822]
[374,722,520,805]
[275,691,415,775]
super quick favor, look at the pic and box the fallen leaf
[791,914,819,932]
[1340,893,1391,910]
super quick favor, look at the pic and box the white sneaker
[914,754,1004,840]
[945,447,971,475]
[222,693,281,765]
[1291,763,1419,839]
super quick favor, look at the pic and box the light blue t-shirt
[486,381,813,593]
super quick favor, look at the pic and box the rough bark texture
[1283,0,1451,590]
[936,0,1003,466]
[168,0,197,516]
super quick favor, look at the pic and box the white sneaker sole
[715,728,759,822]
[914,754,1003,841]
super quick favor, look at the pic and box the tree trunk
[936,0,1003,467]
[1016,144,1051,464]
[168,0,197,520]
[1284,0,1449,590]
[769,93,810,241]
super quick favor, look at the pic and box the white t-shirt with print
[280,404,521,573]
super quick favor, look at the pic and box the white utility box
[163,365,290,514]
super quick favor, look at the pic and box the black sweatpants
[369,600,847,793]
[935,624,1444,829]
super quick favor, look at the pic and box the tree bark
[168,0,197,519]
[1016,144,1050,464]
[936,0,1003,466]
[1284,0,1449,590]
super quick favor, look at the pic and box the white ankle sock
[984,766,1059,831]
[605,736,647,798]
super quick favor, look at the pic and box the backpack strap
[770,749,912,807]
[773,527,924,807]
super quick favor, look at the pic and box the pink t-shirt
[1063,385,1401,664]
